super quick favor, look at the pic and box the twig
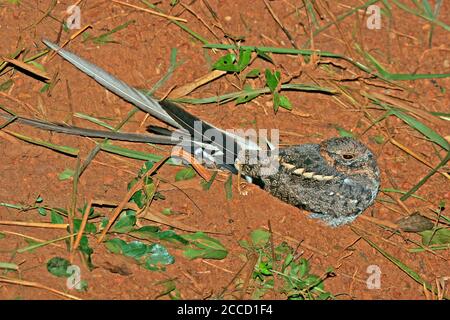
[0,276,81,300]
[0,220,68,229]
[112,0,187,22]
[263,0,298,49]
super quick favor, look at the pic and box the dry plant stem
[0,230,65,249]
[168,70,227,99]
[263,0,298,49]
[72,200,92,252]
[390,138,450,180]
[97,156,170,243]
[180,2,221,41]
[1,57,50,81]
[0,276,81,300]
[0,220,68,229]
[47,25,92,61]
[112,0,187,22]
[240,253,258,300]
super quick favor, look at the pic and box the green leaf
[389,108,449,151]
[78,235,94,270]
[182,232,228,260]
[236,49,252,71]
[50,210,64,224]
[212,53,237,71]
[47,257,71,278]
[112,211,136,233]
[37,207,47,216]
[255,48,273,63]
[372,135,385,144]
[130,226,188,245]
[224,174,233,200]
[299,258,310,278]
[0,262,18,270]
[250,229,270,248]
[235,85,261,105]
[335,126,354,137]
[202,171,218,191]
[73,219,97,234]
[104,238,127,254]
[265,69,281,93]
[420,228,450,246]
[145,244,175,270]
[122,241,148,259]
[58,168,75,180]
[278,94,292,110]
[0,233,5,240]
[175,167,196,181]
[245,68,260,78]
[273,92,281,113]
[0,79,13,91]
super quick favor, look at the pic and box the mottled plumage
[6,40,381,228]
[241,137,380,226]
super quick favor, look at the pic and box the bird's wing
[43,39,264,166]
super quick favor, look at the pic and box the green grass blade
[6,131,79,156]
[353,228,446,298]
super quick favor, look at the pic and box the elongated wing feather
[0,113,179,144]
[42,39,181,129]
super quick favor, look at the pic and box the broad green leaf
[265,69,281,93]
[145,244,175,270]
[335,126,354,137]
[202,171,218,191]
[250,229,270,248]
[73,219,97,234]
[182,232,228,260]
[58,168,75,181]
[235,85,261,105]
[130,226,188,245]
[0,262,18,270]
[175,167,196,181]
[245,68,260,78]
[273,92,281,112]
[212,53,237,71]
[37,207,47,216]
[278,94,292,110]
[112,211,136,233]
[420,228,450,246]
[47,257,71,278]
[104,238,127,254]
[50,210,64,224]
[122,241,148,259]
[0,79,13,91]
[236,49,252,71]
[224,174,233,200]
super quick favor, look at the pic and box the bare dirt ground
[0,0,449,300]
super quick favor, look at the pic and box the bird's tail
[38,39,265,172]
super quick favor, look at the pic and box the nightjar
[29,40,381,228]
[240,137,380,227]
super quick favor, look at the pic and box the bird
[0,39,380,227]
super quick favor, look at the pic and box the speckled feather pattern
[241,137,380,227]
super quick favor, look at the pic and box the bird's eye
[342,154,354,160]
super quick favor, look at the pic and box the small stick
[0,220,68,229]
[112,0,187,22]
[0,276,81,300]
[72,200,92,252]
[263,0,298,49]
